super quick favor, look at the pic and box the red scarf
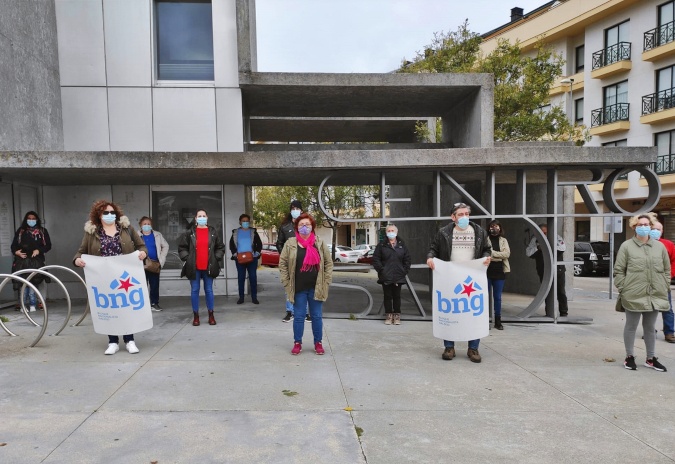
[296,233,320,272]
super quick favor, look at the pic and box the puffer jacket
[279,236,333,304]
[427,221,491,261]
[372,238,411,285]
[177,225,226,279]
[614,236,670,312]
[73,216,147,264]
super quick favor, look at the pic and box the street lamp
[560,78,575,140]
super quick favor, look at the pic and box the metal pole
[609,217,615,299]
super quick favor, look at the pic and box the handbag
[144,259,161,274]
[237,251,254,264]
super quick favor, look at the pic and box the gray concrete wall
[0,0,63,150]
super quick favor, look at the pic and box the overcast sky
[256,0,549,73]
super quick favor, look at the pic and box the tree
[400,21,589,143]
[252,185,379,260]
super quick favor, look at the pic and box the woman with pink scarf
[279,213,333,356]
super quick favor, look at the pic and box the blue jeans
[487,278,506,317]
[293,288,323,344]
[664,290,674,335]
[23,287,37,307]
[145,271,160,305]
[109,334,134,343]
[285,297,294,314]
[444,339,480,350]
[235,258,258,299]
[190,270,214,312]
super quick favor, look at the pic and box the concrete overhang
[239,72,492,118]
[590,60,632,79]
[249,117,423,143]
[643,41,675,62]
[640,107,675,125]
[0,146,656,186]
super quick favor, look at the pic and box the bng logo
[437,275,484,316]
[93,271,144,310]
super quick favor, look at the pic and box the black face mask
[489,228,499,236]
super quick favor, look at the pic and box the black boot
[495,316,503,330]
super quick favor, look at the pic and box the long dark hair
[21,211,42,229]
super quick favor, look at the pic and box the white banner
[82,252,153,335]
[432,258,489,341]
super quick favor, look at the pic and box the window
[602,139,627,147]
[575,45,585,72]
[156,0,214,81]
[605,21,630,48]
[151,188,223,271]
[660,1,675,43]
[604,81,628,107]
[574,98,584,124]
[655,129,675,174]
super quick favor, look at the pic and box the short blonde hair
[628,214,654,228]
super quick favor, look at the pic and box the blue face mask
[649,229,662,240]
[386,232,397,240]
[102,213,116,225]
[241,222,250,229]
[196,217,208,226]
[27,219,37,228]
[291,209,301,219]
[141,225,152,233]
[635,225,651,237]
[298,225,312,235]
[456,216,470,229]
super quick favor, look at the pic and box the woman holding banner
[74,200,147,355]
[487,220,510,330]
[177,209,225,327]
[614,213,670,372]
[372,224,411,325]
[279,213,333,356]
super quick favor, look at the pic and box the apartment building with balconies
[481,0,675,240]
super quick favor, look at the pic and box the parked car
[354,244,377,256]
[328,245,361,263]
[357,249,375,265]
[573,241,611,276]
[261,243,280,267]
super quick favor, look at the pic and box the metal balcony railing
[592,42,631,70]
[642,88,675,115]
[654,154,675,175]
[590,102,630,127]
[644,20,675,51]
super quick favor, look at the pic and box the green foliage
[400,22,589,143]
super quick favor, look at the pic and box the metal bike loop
[0,274,48,347]
[21,268,72,336]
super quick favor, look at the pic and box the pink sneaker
[291,342,302,355]
[314,342,325,355]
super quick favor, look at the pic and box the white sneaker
[126,340,139,354]
[29,306,36,312]
[104,343,119,355]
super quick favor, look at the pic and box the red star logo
[461,282,476,297]
[117,277,134,292]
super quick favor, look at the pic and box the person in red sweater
[651,220,675,343]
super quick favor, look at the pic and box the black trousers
[538,267,568,315]
[382,283,402,313]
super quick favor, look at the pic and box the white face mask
[291,209,301,219]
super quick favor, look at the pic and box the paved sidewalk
[1,269,674,463]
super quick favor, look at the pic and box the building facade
[481,0,674,241]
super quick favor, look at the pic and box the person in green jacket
[614,213,671,372]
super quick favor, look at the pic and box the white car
[353,244,377,256]
[328,245,361,263]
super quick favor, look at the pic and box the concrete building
[481,0,675,241]
[0,0,657,319]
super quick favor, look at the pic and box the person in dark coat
[177,209,226,327]
[276,200,306,323]
[372,224,411,325]
[11,211,52,312]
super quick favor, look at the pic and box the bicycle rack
[27,265,88,330]
[0,274,48,347]
[20,268,72,336]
